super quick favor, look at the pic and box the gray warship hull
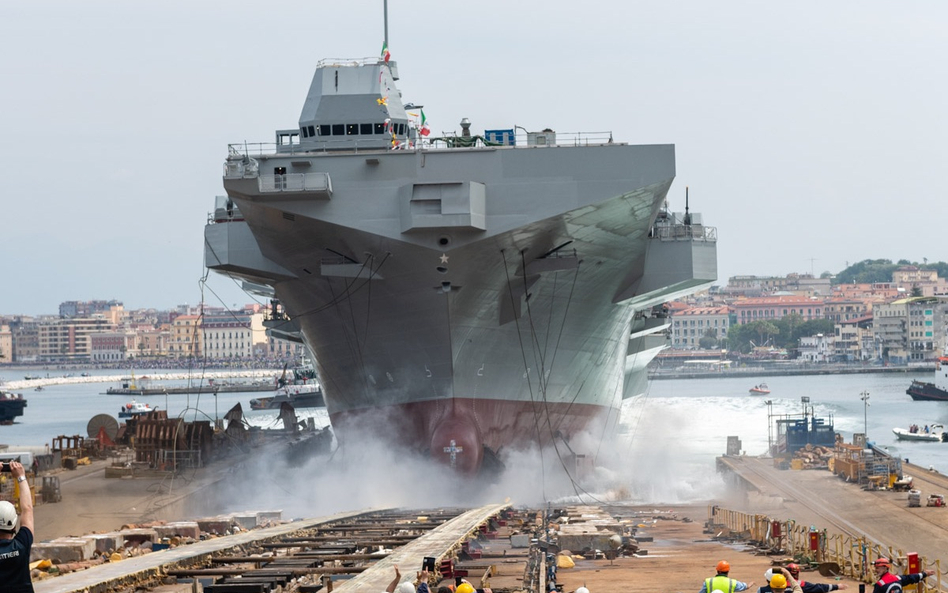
[205,58,716,474]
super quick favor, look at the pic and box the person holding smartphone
[0,460,35,593]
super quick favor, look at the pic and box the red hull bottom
[330,398,611,475]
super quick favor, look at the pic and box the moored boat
[118,400,155,419]
[893,423,948,442]
[0,391,28,424]
[906,356,948,401]
[250,360,324,410]
[204,13,717,474]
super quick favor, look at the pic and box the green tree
[750,320,780,347]
[699,328,719,349]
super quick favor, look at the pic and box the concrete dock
[718,455,948,563]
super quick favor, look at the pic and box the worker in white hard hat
[0,460,35,592]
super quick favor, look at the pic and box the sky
[2,1,945,316]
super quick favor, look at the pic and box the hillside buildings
[667,267,948,364]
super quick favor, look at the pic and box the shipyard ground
[24,455,948,593]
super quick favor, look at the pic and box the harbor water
[2,367,945,499]
[0,368,329,453]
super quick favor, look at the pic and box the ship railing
[224,130,619,161]
[315,56,386,69]
[650,223,717,242]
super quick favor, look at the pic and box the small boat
[34,386,44,392]
[118,400,155,419]
[893,423,948,442]
[906,356,948,401]
[0,391,28,424]
[749,383,770,395]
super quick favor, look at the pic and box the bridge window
[347,124,358,135]
[332,124,344,135]
[319,125,330,136]
[374,123,386,134]
[360,123,373,134]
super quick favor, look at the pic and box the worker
[760,566,845,593]
[785,563,848,593]
[767,569,804,593]
[701,560,755,593]
[0,461,35,593]
[872,558,935,593]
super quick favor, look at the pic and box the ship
[250,361,325,410]
[204,37,717,474]
[906,356,948,402]
[0,391,28,424]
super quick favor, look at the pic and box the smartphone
[423,557,436,572]
[0,463,11,473]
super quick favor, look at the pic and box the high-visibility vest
[706,575,737,593]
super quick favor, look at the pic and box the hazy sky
[2,1,945,316]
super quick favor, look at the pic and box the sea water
[1,368,944,476]
[0,368,329,453]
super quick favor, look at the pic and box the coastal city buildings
[1,265,946,366]
[666,265,948,364]
[0,301,302,364]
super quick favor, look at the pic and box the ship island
[204,43,717,475]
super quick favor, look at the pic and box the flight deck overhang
[613,223,718,310]
[204,219,296,284]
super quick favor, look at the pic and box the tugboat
[0,391,28,424]
[906,356,948,402]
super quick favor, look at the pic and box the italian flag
[381,41,391,63]
[419,109,430,136]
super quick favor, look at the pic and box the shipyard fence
[708,506,944,592]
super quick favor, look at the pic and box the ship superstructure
[205,54,717,475]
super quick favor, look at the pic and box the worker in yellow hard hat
[761,567,803,593]
[701,560,755,593]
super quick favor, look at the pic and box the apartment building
[730,296,825,325]
[169,314,202,359]
[201,309,266,359]
[670,306,730,349]
[37,316,116,363]
[873,297,948,364]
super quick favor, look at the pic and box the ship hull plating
[210,140,693,473]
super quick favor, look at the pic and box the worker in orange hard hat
[700,560,755,593]
[872,558,934,593]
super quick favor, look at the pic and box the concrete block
[197,517,235,535]
[510,534,532,548]
[84,533,124,554]
[558,533,619,553]
[231,513,259,531]
[31,538,96,563]
[154,522,201,540]
[120,528,159,546]
[256,510,282,523]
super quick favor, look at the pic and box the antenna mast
[683,186,692,225]
[383,0,389,49]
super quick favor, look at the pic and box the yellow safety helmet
[456,583,476,593]
[770,574,788,589]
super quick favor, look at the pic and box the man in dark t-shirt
[0,460,35,593]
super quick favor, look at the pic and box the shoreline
[649,364,928,380]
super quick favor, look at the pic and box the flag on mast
[419,109,430,136]
[381,41,391,63]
